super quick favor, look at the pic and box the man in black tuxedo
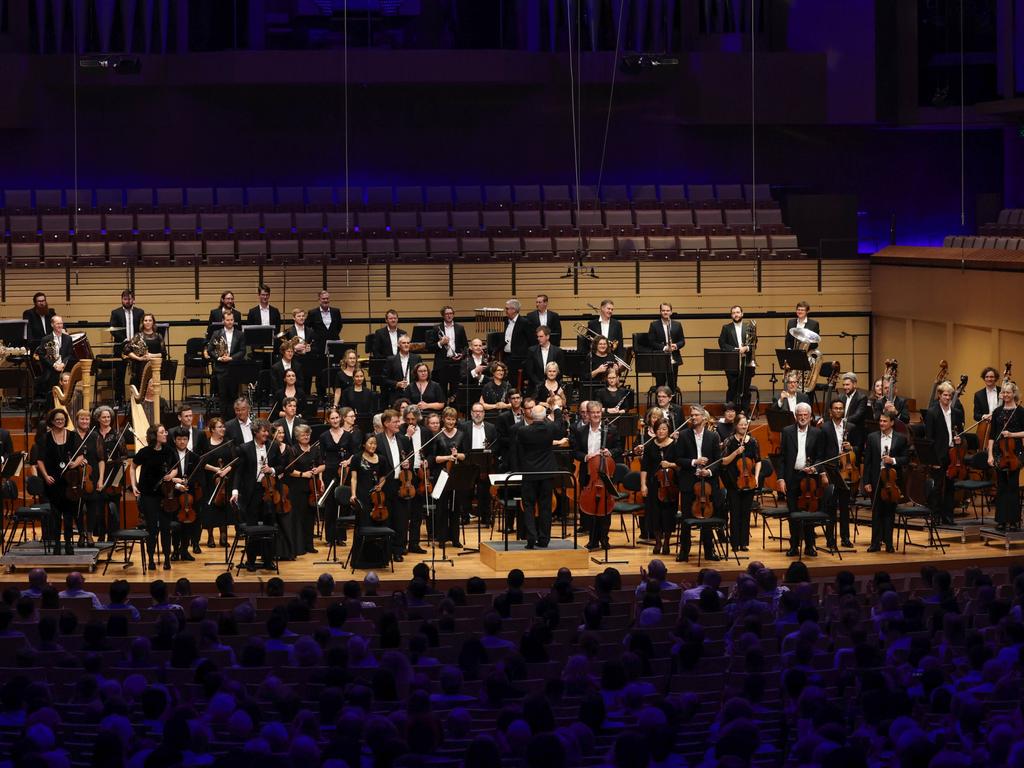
[525,325,566,390]
[23,292,56,344]
[653,387,685,433]
[383,335,422,405]
[514,404,567,548]
[784,301,820,351]
[862,411,909,552]
[459,338,490,389]
[273,397,307,446]
[306,290,342,395]
[647,302,685,392]
[427,305,469,403]
[572,402,623,551]
[460,402,500,525]
[502,299,537,385]
[924,381,965,525]
[175,404,207,554]
[526,294,562,347]
[245,284,282,331]
[717,305,757,413]
[820,399,855,548]
[586,299,623,351]
[374,409,414,561]
[109,289,146,346]
[973,366,1000,422]
[774,373,813,415]
[676,405,723,562]
[778,403,826,557]
[205,290,243,340]
[270,341,299,391]
[496,389,526,467]
[35,315,77,395]
[224,398,256,448]
[208,312,248,418]
[839,372,869,450]
[229,420,282,570]
[371,309,405,360]
[164,427,202,562]
[870,377,910,424]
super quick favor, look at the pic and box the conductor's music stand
[0,320,27,346]
[635,349,673,396]
[455,457,489,555]
[225,361,261,402]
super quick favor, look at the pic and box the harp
[129,359,161,447]
[51,360,93,418]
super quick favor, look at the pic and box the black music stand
[243,325,275,353]
[0,320,27,346]
[704,349,739,401]
[766,408,795,435]
[486,331,504,358]
[453,460,486,555]
[775,349,810,374]
[368,358,388,398]
[225,361,261,402]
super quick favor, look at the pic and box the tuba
[789,326,823,393]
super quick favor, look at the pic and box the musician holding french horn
[124,313,165,391]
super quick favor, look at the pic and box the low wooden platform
[479,538,591,571]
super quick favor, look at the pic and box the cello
[579,421,617,517]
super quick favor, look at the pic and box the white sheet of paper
[431,470,449,500]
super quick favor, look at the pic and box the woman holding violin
[639,419,681,555]
[36,408,85,556]
[72,409,105,549]
[94,405,123,543]
[129,423,170,570]
[428,407,468,548]
[720,413,761,553]
[987,381,1024,531]
[350,433,382,530]
[320,407,359,547]
[284,424,325,555]
[201,417,236,549]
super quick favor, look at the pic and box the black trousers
[521,477,553,545]
[679,493,717,557]
[825,475,853,544]
[585,513,612,547]
[653,363,680,393]
[139,495,171,562]
[784,476,818,551]
[995,468,1021,526]
[725,368,755,412]
[930,466,956,525]
[405,496,425,549]
[870,499,897,549]
[384,488,411,554]
[434,360,461,403]
[726,487,753,548]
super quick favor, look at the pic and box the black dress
[133,443,171,561]
[284,444,322,555]
[335,369,356,393]
[40,430,82,548]
[129,333,164,389]
[641,440,680,538]
[535,381,565,404]
[320,427,360,544]
[201,439,236,530]
[79,431,107,541]
[96,427,123,540]
[272,387,307,418]
[481,381,510,406]
[407,381,446,413]
[721,434,761,549]
[352,455,381,529]
[990,405,1024,526]
[595,386,633,412]
[341,387,377,418]
[428,429,467,546]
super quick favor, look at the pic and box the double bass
[882,359,908,436]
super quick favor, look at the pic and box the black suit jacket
[871,396,910,423]
[269,360,299,390]
[382,353,423,394]
[513,420,564,474]
[231,440,283,514]
[371,326,406,360]
[175,425,204,454]
[973,387,999,422]
[224,418,256,446]
[504,315,537,359]
[840,390,869,447]
[108,306,146,344]
[586,318,623,349]
[307,306,343,349]
[206,308,243,340]
[820,420,853,463]
[245,305,282,330]
[924,404,965,467]
[207,329,247,374]
[459,354,491,387]
[646,320,685,366]
[862,431,909,492]
[717,320,756,366]
[373,432,414,492]
[779,424,825,482]
[427,323,469,368]
[525,344,566,387]
[775,392,812,413]
[570,422,623,486]
[273,416,307,447]
[36,332,77,387]
[23,308,56,342]
[676,427,722,486]
[785,318,820,350]
[526,310,562,346]
[459,419,499,451]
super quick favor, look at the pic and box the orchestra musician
[535,362,567,405]
[108,289,145,346]
[274,397,307,446]
[201,417,236,550]
[349,433,382,533]
[720,413,761,553]
[319,408,358,548]
[461,402,498,527]
[373,409,414,562]
[870,377,910,424]
[371,309,406,360]
[525,326,566,390]
[402,407,428,554]
[589,336,625,385]
[205,290,242,340]
[24,292,57,343]
[229,420,282,571]
[272,337,299,386]
[717,305,756,413]
[340,367,377,418]
[35,315,76,396]
[460,338,490,389]
[245,284,281,332]
[647,303,685,392]
[716,402,737,442]
[523,294,561,347]
[987,381,1024,532]
[174,404,205,554]
[677,405,723,562]
[502,299,537,384]
[573,402,623,551]
[594,368,632,415]
[71,409,103,549]
[282,309,315,392]
[306,290,343,349]
[480,361,512,411]
[383,335,422,405]
[586,299,623,350]
[924,381,966,525]
[653,387,684,433]
[862,411,909,553]
[775,373,812,415]
[639,418,680,556]
[124,313,164,390]
[973,367,1001,422]
[785,301,820,351]
[129,423,170,569]
[273,369,307,421]
[92,405,122,543]
[164,427,200,563]
[777,402,825,558]
[283,424,324,556]
[224,397,256,446]
[496,390,526,471]
[208,312,247,418]
[407,363,446,415]
[821,399,855,549]
[839,373,869,450]
[517,404,567,549]
[427,305,468,403]
[427,407,468,549]
[334,349,361,396]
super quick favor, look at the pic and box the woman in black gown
[320,408,353,546]
[480,362,511,412]
[427,407,467,548]
[93,405,124,542]
[594,368,633,415]
[720,414,762,552]
[340,368,377,420]
[129,424,171,570]
[273,369,307,420]
[72,409,105,548]
[639,419,680,556]
[407,363,446,415]
[284,424,325,555]
[201,417,236,548]
[349,433,382,530]
[333,350,360,407]
[125,313,165,390]
[36,409,84,555]
[987,382,1024,531]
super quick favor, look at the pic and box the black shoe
[207,537,215,548]
[525,541,536,550]
[180,551,195,562]
[64,544,74,555]
[785,548,799,557]
[676,553,689,562]
[996,523,1007,532]
[537,540,549,548]
[866,544,881,553]
[804,548,818,557]
[841,539,853,548]
[148,560,156,571]
[408,546,427,554]
[260,562,274,570]
[585,542,601,551]
[163,560,171,570]
[393,554,404,562]
[219,538,228,547]
[451,541,461,548]
[885,545,895,553]
[307,548,319,554]
[193,545,202,555]
[738,546,749,552]
[246,563,259,572]
[705,553,721,562]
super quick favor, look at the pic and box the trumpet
[573,322,620,352]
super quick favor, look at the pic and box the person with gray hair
[778,401,826,558]
[513,402,566,548]
[503,298,537,384]
[840,371,869,449]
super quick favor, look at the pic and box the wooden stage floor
[1,511,1021,589]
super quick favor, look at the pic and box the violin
[735,437,758,491]
[177,481,197,524]
[838,441,861,486]
[878,447,901,504]
[797,472,823,512]
[211,458,238,507]
[656,465,678,502]
[691,477,715,518]
[309,470,325,508]
[66,462,90,502]
[262,471,281,506]
[398,451,417,500]
[996,405,1022,472]
[370,476,390,522]
[579,423,617,517]
[279,478,292,514]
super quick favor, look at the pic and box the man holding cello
[778,403,826,558]
[573,402,623,551]
[676,405,722,563]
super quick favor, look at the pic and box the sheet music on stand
[431,469,449,500]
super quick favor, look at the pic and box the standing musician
[349,434,382,533]
[677,405,723,562]
[717,305,757,413]
[776,372,812,415]
[588,336,624,384]
[72,409,104,549]
[209,313,247,418]
[573,402,624,551]
[647,303,685,392]
[129,424,170,570]
[716,402,738,442]
[402,407,428,554]
[639,418,681,556]
[340,368,377,418]
[785,301,820,351]
[205,290,242,340]
[527,294,562,347]
[862,411,908,553]
[496,390,526,468]
[283,424,324,556]
[973,367,1001,422]
[24,292,57,344]
[427,407,468,549]
[987,381,1024,532]
[839,373,869,450]
[274,369,307,421]
[870,377,910,424]
[93,405,122,543]
[925,381,965,525]
[654,387,684,433]
[282,309,315,392]
[319,408,358,548]
[245,284,281,332]
[594,368,632,415]
[333,349,361,401]
[461,402,498,527]
[407,363,447,415]
[229,420,282,571]
[374,409,414,562]
[535,362,567,405]
[176,404,202,455]
[502,299,537,385]
[371,309,406,360]
[821,399,855,549]
[525,326,566,390]
[307,290,343,349]
[460,338,491,389]
[383,335,422,405]
[164,427,201,563]
[274,397,307,446]
[587,299,623,350]
[427,305,468,403]
[720,413,761,553]
[225,398,256,447]
[124,313,164,390]
[35,315,76,396]
[517,404,567,549]
[201,418,236,550]
[777,403,826,558]
[480,362,512,411]
[108,289,145,347]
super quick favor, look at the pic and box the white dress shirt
[259,306,271,326]
[504,316,517,353]
[662,321,671,348]
[471,422,487,450]
[539,344,550,368]
[987,387,999,413]
[388,329,399,356]
[600,319,611,339]
[880,431,893,464]
[239,419,253,444]
[781,393,798,412]
[733,322,743,349]
[223,329,234,351]
[941,406,953,446]
[124,308,135,338]
[587,426,602,456]
[794,427,808,470]
[537,311,548,327]
[254,443,269,487]
[399,354,411,382]
[442,323,457,358]
[692,428,705,466]
[470,354,485,383]
[177,449,188,477]
[320,308,332,328]
[386,434,401,479]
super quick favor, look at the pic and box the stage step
[480,538,591,570]
[1,541,108,572]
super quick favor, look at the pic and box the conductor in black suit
[525,325,566,390]
[586,299,623,351]
[208,312,248,419]
[526,294,562,347]
[371,309,406,360]
[23,292,57,343]
[513,404,566,548]
[206,290,243,340]
[862,411,909,552]
[229,421,282,571]
[502,299,537,385]
[647,302,685,392]
[35,315,77,395]
[572,402,623,551]
[784,301,820,351]
[777,403,826,557]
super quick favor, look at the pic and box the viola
[736,451,757,491]
[690,477,715,518]
[838,445,861,486]
[997,430,1021,472]
[160,479,180,513]
[177,481,197,524]
[878,448,901,504]
[370,478,390,522]
[656,465,678,502]
[279,480,292,514]
[309,471,325,508]
[398,451,417,500]
[66,462,90,502]
[262,471,281,506]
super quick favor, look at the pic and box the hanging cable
[750,0,756,227]
[959,0,965,229]
[72,2,79,232]
[566,0,582,252]
[596,0,626,195]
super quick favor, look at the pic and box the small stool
[679,515,734,566]
[4,504,52,554]
[102,527,150,574]
[953,479,994,521]
[788,511,842,560]
[346,526,395,573]
[232,524,279,574]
